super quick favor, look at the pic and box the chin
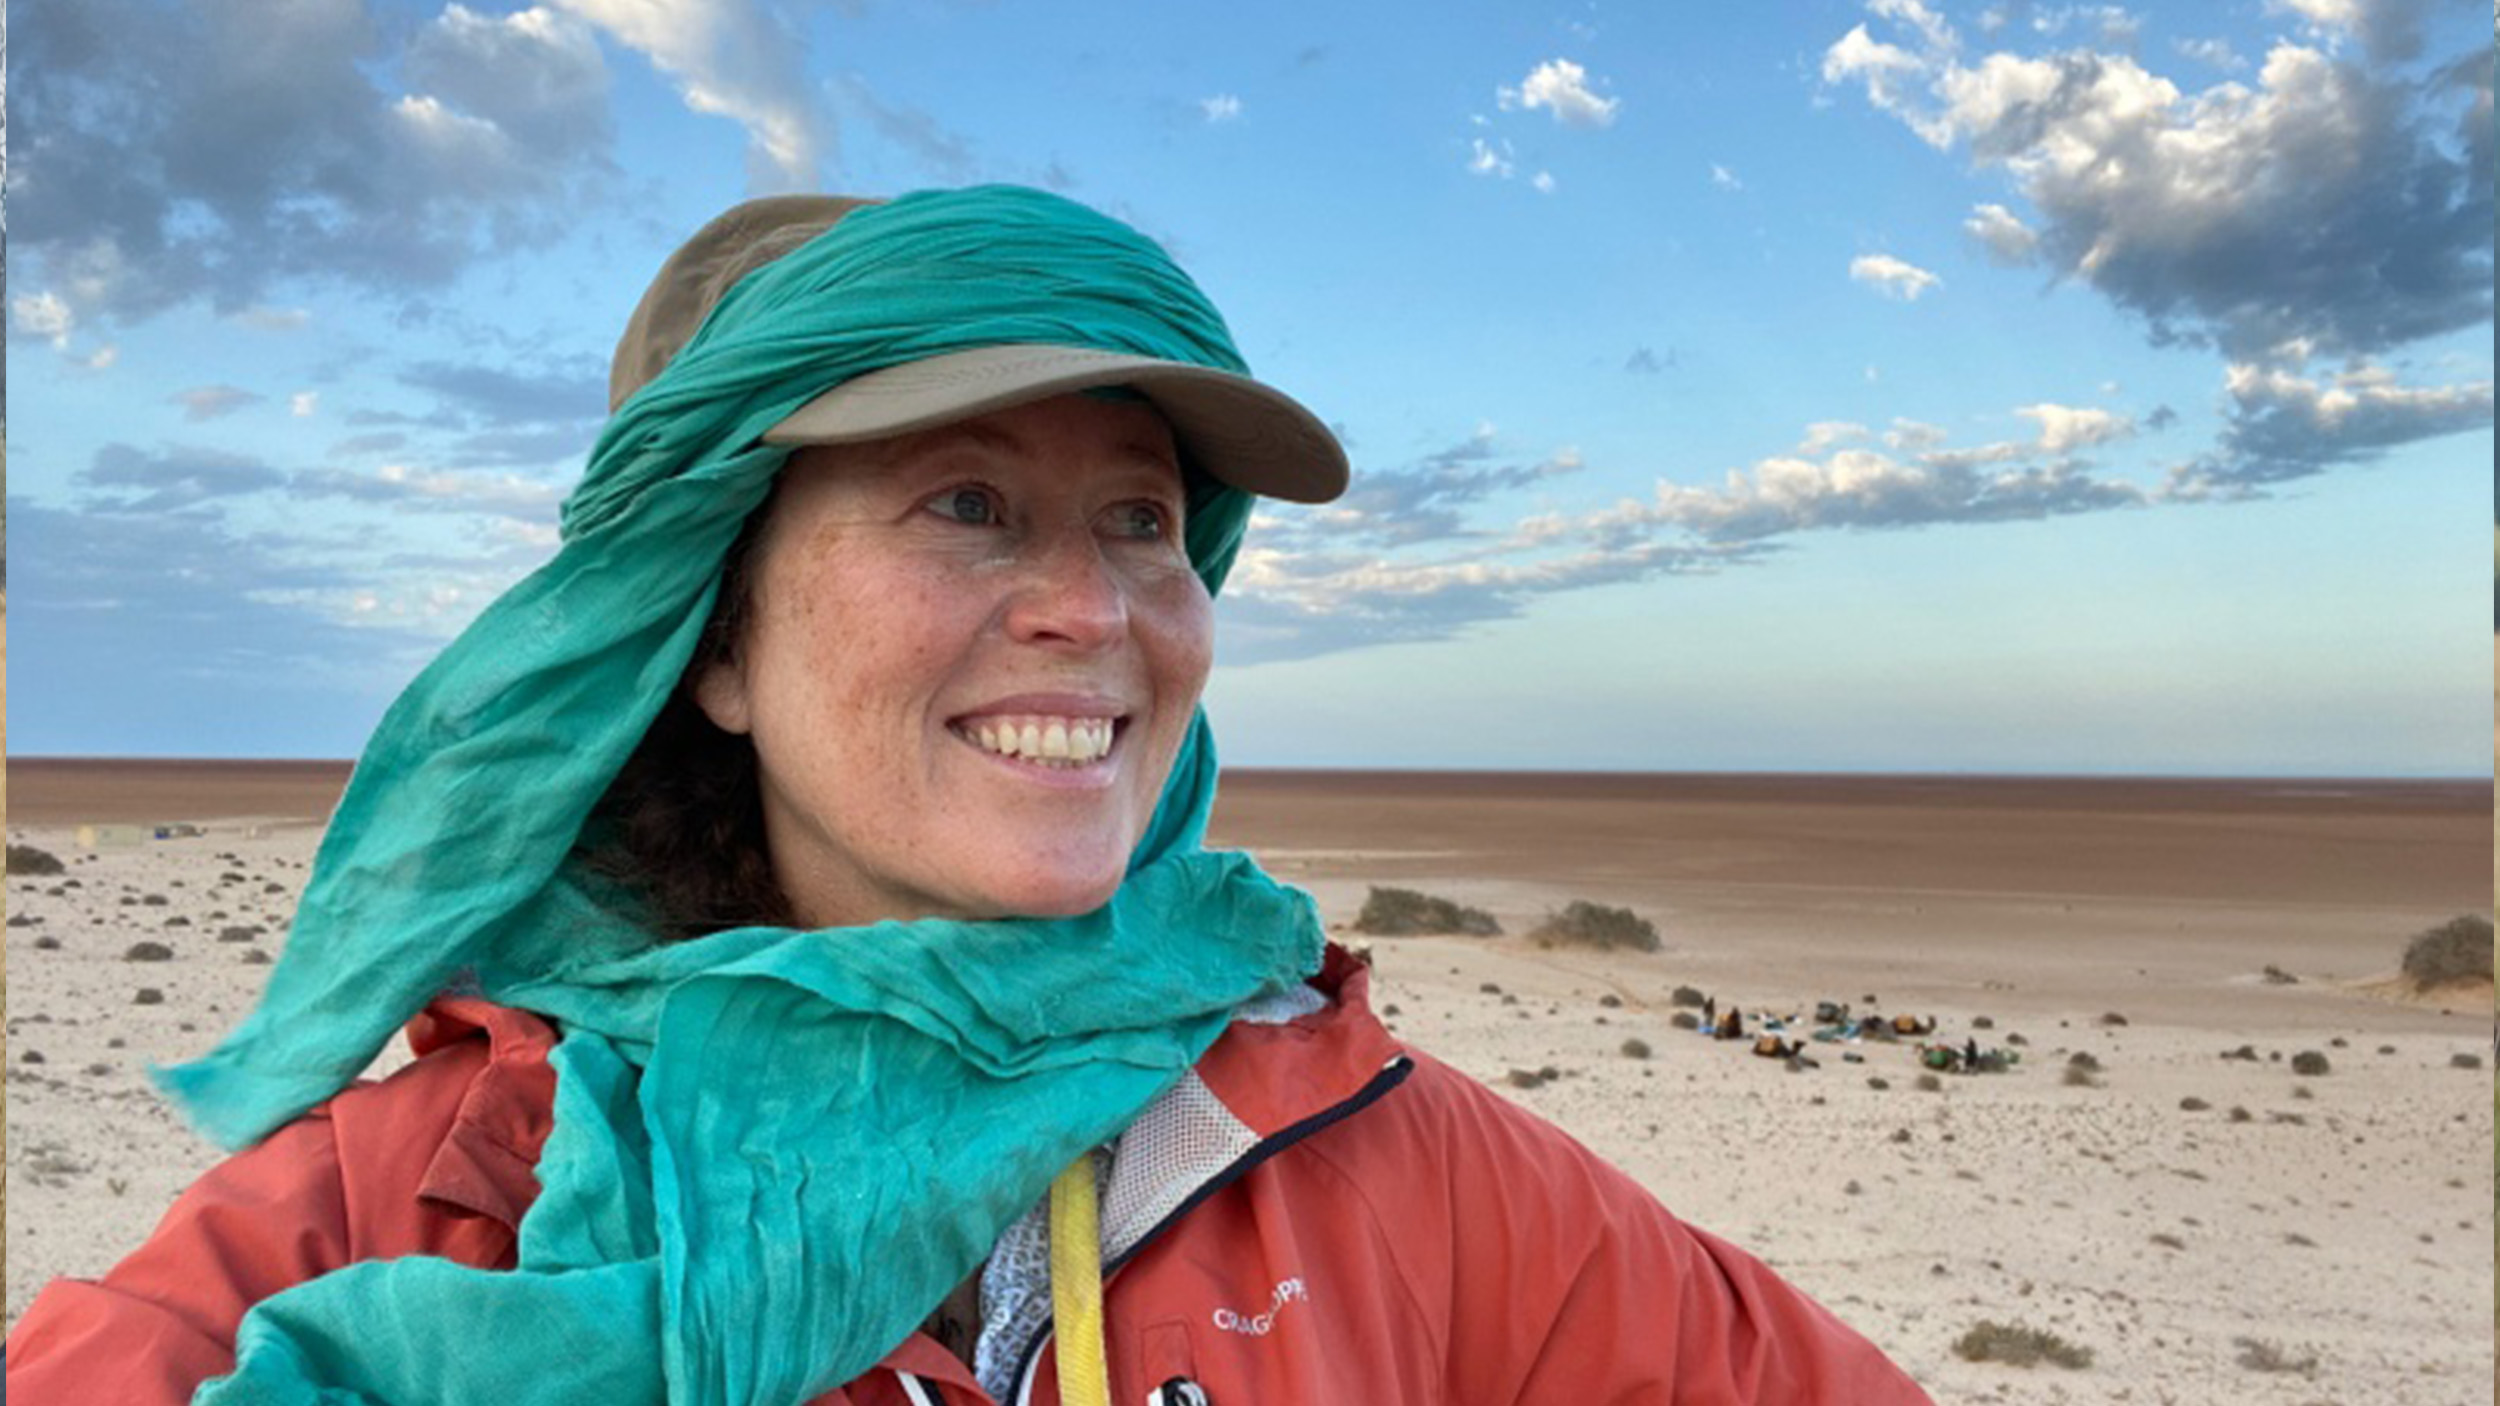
[980,863,1127,921]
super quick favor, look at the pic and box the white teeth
[962,716,1116,767]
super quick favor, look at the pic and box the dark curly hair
[584,495,794,941]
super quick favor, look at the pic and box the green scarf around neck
[158,186,1326,1405]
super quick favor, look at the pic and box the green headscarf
[161,186,1326,1405]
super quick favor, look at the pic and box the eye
[1106,501,1174,540]
[926,484,1002,526]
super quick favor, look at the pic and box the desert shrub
[1669,985,1706,1007]
[7,845,65,876]
[1619,1037,1652,1060]
[1953,1320,2093,1369]
[2232,1337,2317,1376]
[1530,900,1660,954]
[2061,1065,2102,1088]
[1352,886,1500,938]
[2399,914,2493,987]
[2290,1050,2331,1076]
[1668,1011,1700,1031]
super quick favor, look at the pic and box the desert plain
[6,760,2493,1404]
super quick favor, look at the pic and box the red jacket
[8,951,1931,1404]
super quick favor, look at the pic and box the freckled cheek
[1143,575,1217,700]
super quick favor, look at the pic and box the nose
[1000,524,1129,650]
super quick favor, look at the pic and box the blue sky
[7,0,2492,774]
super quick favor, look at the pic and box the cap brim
[761,345,1348,504]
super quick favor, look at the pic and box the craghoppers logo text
[1210,1276,1307,1336]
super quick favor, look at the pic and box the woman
[6,187,1932,1404]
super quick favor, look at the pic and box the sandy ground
[6,765,2493,1404]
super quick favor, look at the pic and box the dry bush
[1530,899,1660,953]
[2399,914,2493,988]
[1352,886,1500,937]
[1953,1320,2093,1369]
[7,844,65,876]
[2289,1050,2331,1076]
[2232,1337,2317,1376]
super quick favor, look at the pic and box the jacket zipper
[1008,1052,1415,1403]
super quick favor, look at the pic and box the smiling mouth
[951,714,1125,768]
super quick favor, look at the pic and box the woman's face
[693,393,1215,929]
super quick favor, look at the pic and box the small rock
[123,941,177,962]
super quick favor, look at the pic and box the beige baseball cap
[610,194,1349,504]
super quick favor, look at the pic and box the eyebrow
[910,419,1181,475]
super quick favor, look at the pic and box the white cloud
[173,386,264,422]
[1468,137,1517,178]
[1799,421,1870,454]
[18,0,618,324]
[84,346,121,372]
[1884,418,1950,449]
[291,392,321,418]
[1531,170,1557,194]
[1824,10,2490,356]
[553,0,825,189]
[2266,0,2433,61]
[1710,163,1744,190]
[1850,252,1943,300]
[1200,94,1243,123]
[2173,36,2247,71]
[1871,0,1962,55]
[2169,356,2493,494]
[1822,25,1949,143]
[1500,58,1621,128]
[15,291,74,347]
[1963,202,2039,263]
[235,305,314,331]
[2016,402,2134,451]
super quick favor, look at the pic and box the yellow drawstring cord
[1049,1154,1111,1406]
